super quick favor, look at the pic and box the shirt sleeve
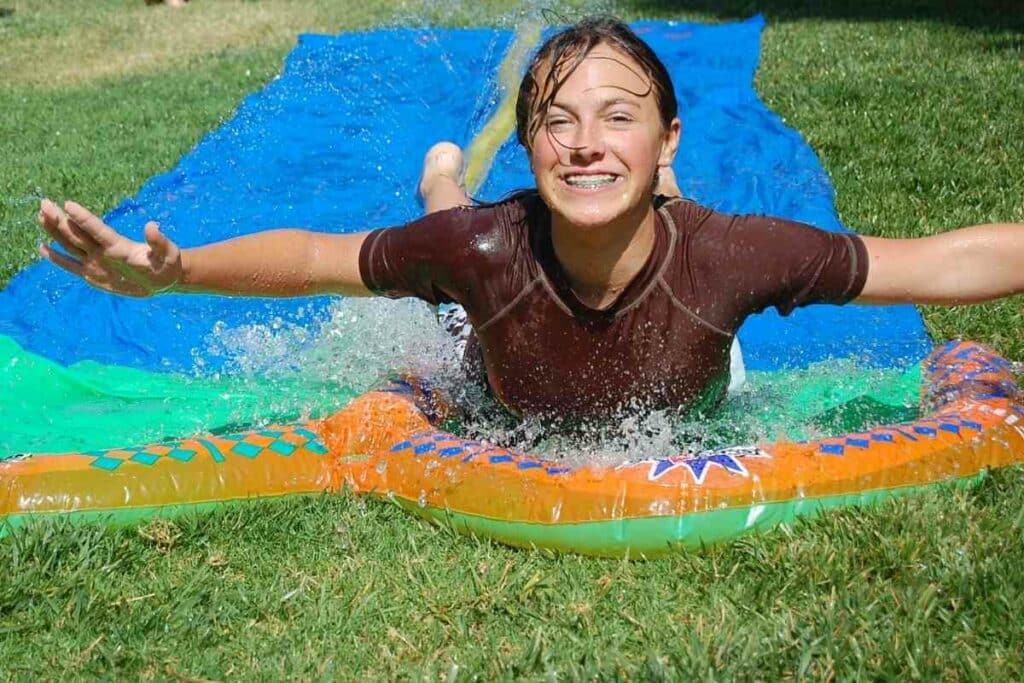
[358,207,478,306]
[683,202,869,321]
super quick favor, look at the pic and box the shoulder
[414,191,539,235]
[657,196,798,237]
[655,195,716,230]
[375,192,539,271]
[474,189,545,232]
[659,197,839,251]
[654,197,732,261]
[460,190,542,264]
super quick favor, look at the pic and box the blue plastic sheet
[0,16,930,372]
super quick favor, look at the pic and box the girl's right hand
[38,199,183,297]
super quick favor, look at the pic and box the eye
[608,112,634,124]
[545,117,573,133]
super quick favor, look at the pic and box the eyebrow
[549,95,643,114]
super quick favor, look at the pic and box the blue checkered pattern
[817,416,983,456]
[389,430,573,476]
[86,426,328,471]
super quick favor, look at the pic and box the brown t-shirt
[359,193,868,419]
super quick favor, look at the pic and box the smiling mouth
[563,173,620,190]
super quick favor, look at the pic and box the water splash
[194,294,921,469]
[199,297,459,390]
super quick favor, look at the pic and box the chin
[560,211,622,231]
[552,196,642,230]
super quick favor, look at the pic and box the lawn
[2,0,1023,679]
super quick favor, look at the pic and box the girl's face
[528,43,680,236]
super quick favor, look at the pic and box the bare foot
[418,142,470,213]
[655,164,682,198]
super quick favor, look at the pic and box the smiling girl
[38,17,1024,421]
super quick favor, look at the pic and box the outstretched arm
[38,199,373,298]
[856,223,1024,305]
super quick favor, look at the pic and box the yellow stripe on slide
[463,22,542,196]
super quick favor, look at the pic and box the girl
[38,17,1024,421]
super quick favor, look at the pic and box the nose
[567,118,605,164]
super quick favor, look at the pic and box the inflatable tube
[2,341,1022,556]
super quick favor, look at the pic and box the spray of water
[195,293,920,468]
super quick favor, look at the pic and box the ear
[657,117,682,167]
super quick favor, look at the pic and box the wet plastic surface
[0,17,929,372]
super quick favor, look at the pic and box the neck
[550,202,658,309]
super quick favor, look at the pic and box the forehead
[540,43,652,105]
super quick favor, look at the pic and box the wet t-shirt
[359,192,868,419]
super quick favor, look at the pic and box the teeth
[565,174,617,188]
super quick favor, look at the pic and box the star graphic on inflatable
[644,446,771,484]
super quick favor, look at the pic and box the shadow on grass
[631,0,1024,32]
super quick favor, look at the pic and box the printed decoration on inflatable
[3,342,1022,557]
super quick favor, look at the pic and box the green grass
[3,0,1024,678]
[5,476,1024,679]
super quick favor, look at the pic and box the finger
[144,221,173,258]
[39,242,85,278]
[39,199,90,258]
[63,200,121,250]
